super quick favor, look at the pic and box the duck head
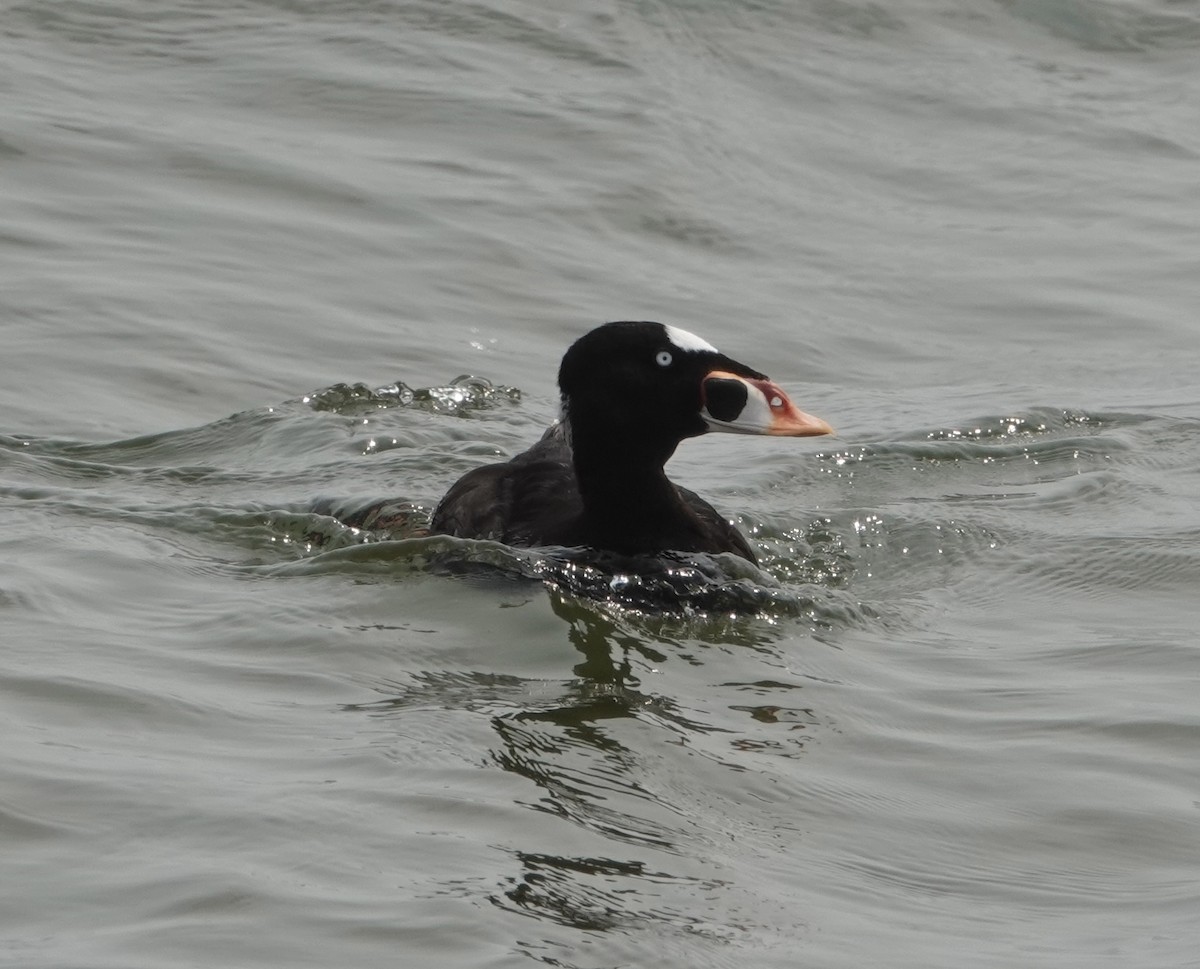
[557,320,832,466]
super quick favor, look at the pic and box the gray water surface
[3,2,1199,967]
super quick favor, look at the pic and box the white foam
[663,324,718,354]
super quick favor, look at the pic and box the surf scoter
[430,321,832,563]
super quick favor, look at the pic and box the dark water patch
[801,0,908,38]
[0,134,25,159]
[1000,0,1200,53]
[0,585,37,613]
[10,1,223,59]
[492,849,738,938]
[396,1,634,73]
[998,532,1200,600]
[0,800,63,843]
[346,669,556,717]
[1035,635,1198,674]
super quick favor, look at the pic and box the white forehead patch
[663,324,718,354]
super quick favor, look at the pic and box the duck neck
[567,422,686,550]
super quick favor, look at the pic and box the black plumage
[430,321,832,563]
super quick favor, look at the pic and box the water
[3,1,1199,966]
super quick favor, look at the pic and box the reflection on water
[497,850,720,932]
[344,575,832,944]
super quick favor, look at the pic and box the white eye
[655,350,673,368]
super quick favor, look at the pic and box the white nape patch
[663,324,718,354]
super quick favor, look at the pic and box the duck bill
[701,370,834,437]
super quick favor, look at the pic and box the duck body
[431,421,757,559]
[429,321,831,564]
